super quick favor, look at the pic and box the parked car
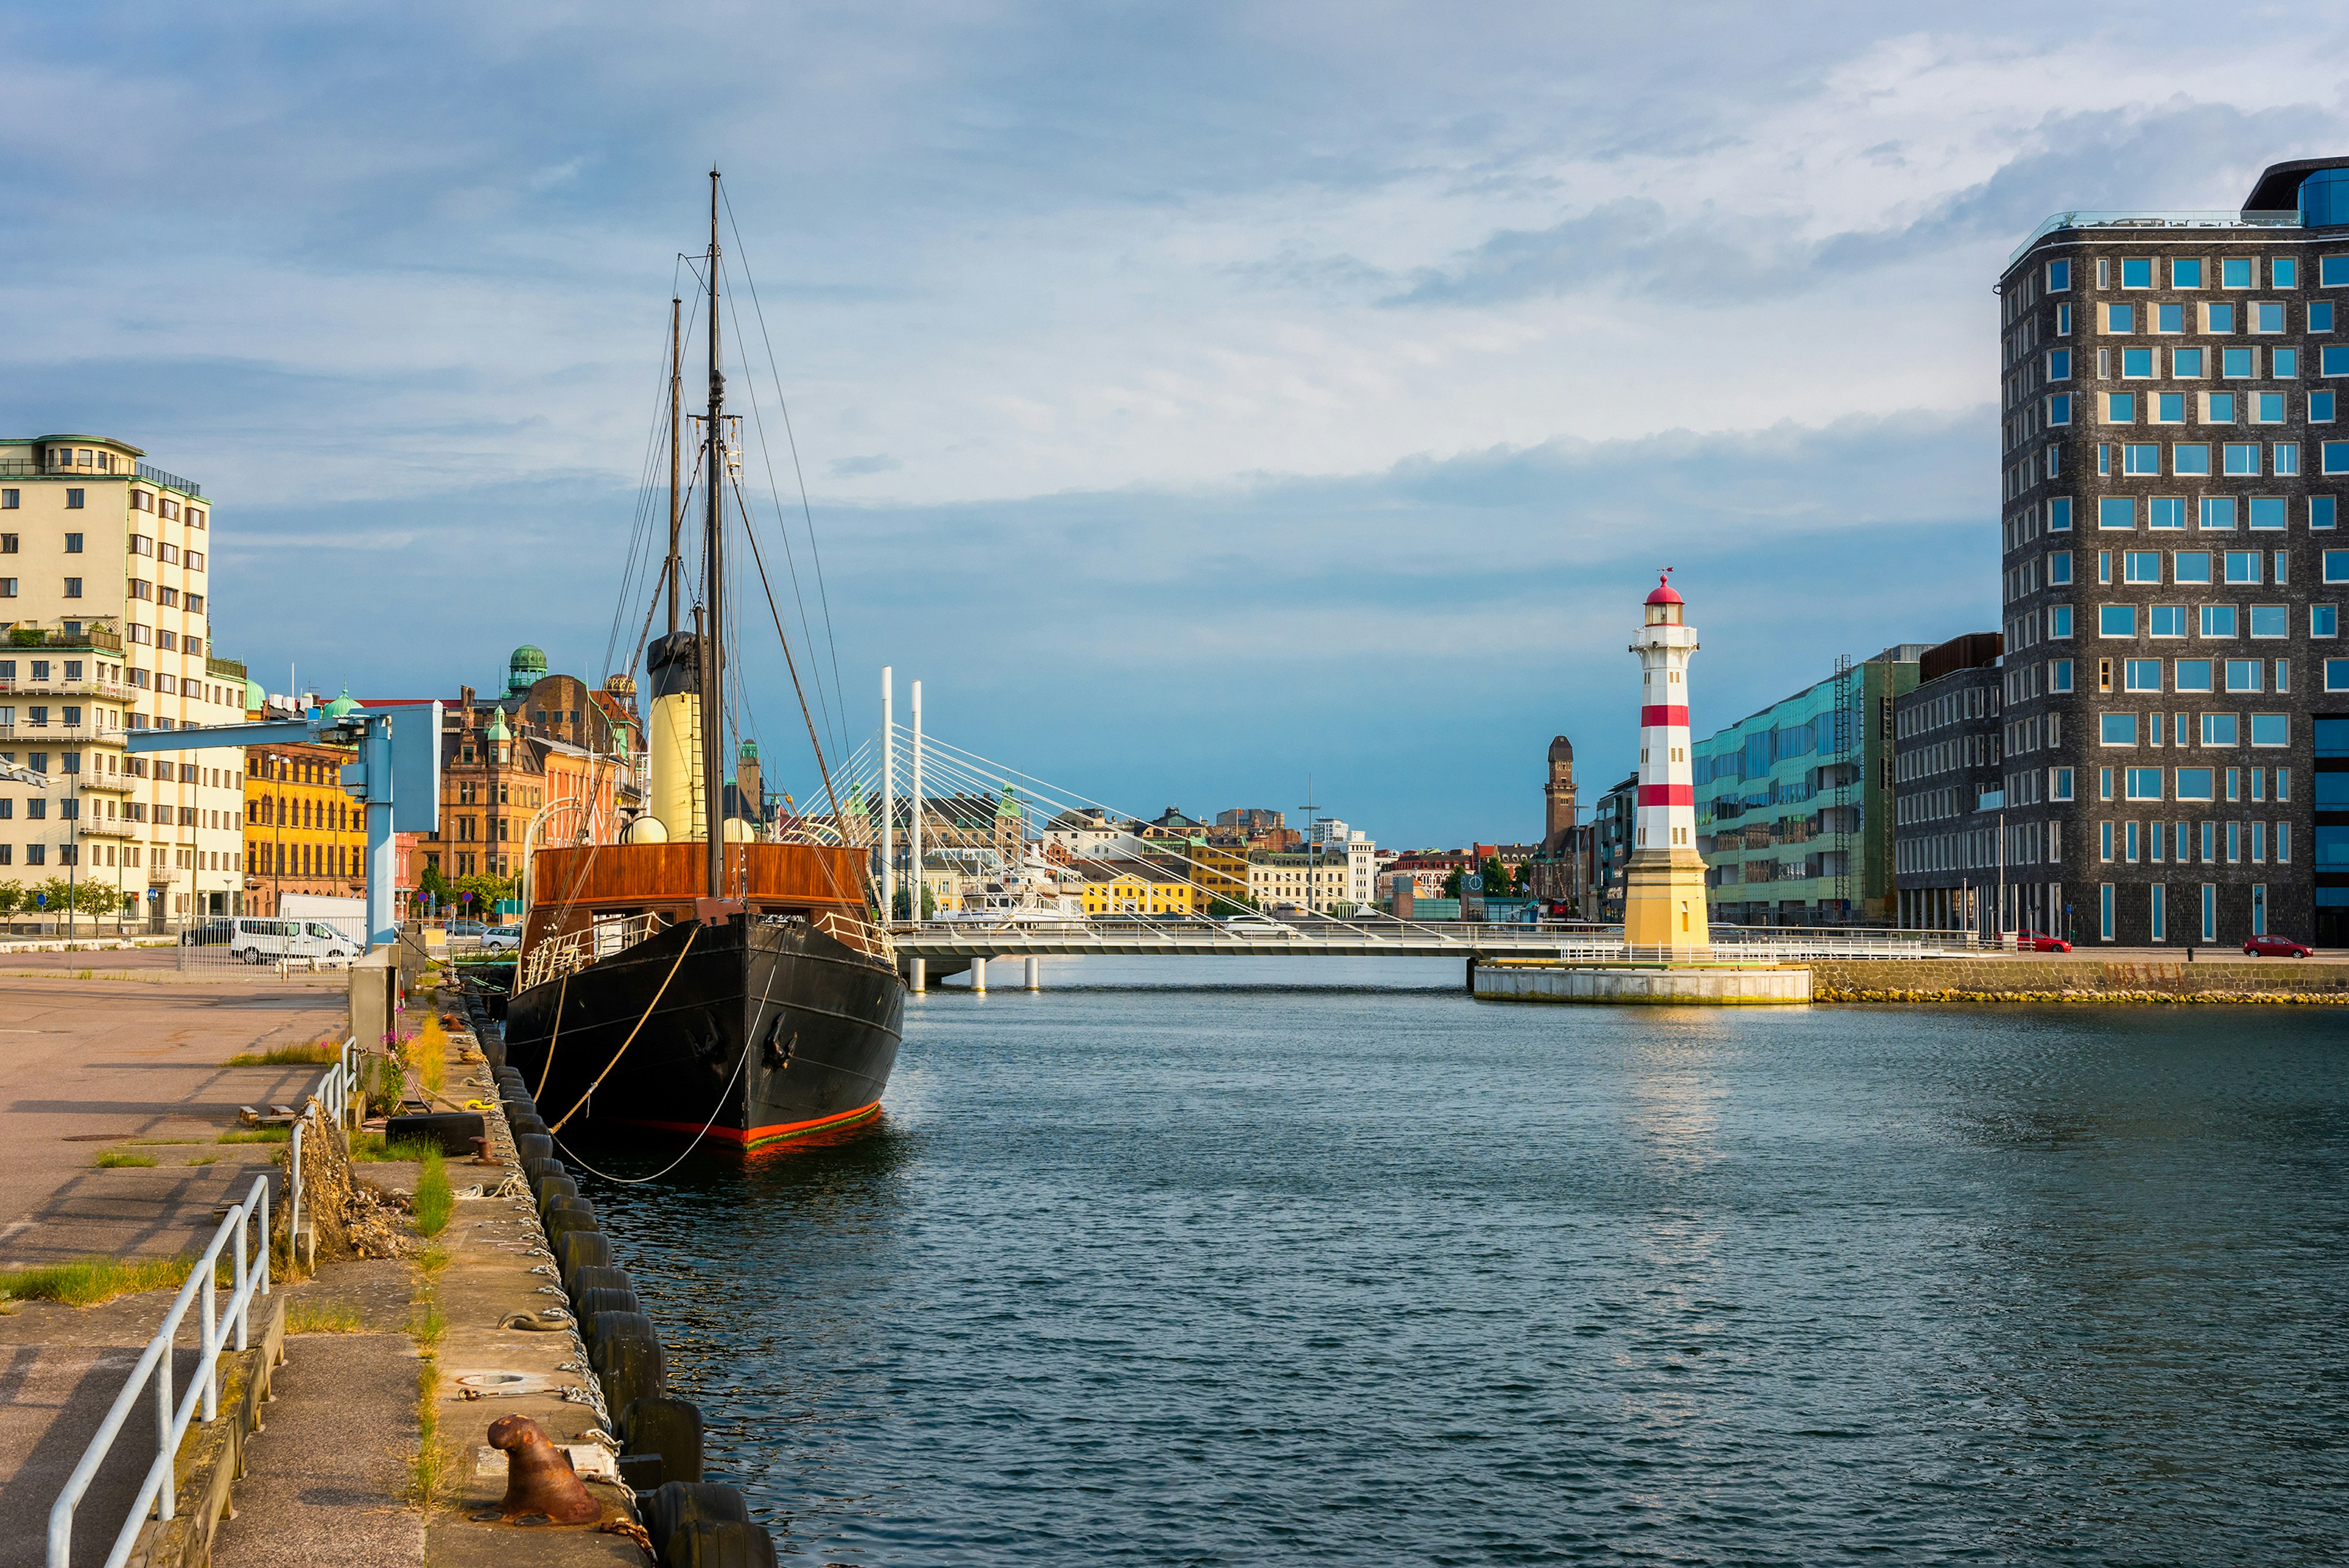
[477,925,521,953]
[2016,930,2073,954]
[1222,915,1297,938]
[2244,934,2314,958]
[179,918,236,947]
[226,918,363,965]
[445,919,489,938]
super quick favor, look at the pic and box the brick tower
[1624,571,1710,951]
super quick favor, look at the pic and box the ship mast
[666,295,682,638]
[702,167,727,901]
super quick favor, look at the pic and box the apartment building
[1997,157,2349,945]
[1890,633,2008,933]
[0,434,247,920]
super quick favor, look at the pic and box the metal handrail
[46,1176,269,1568]
[517,911,664,992]
[808,908,894,963]
[47,1038,355,1568]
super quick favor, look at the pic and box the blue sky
[6,4,2346,845]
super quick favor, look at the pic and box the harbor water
[582,960,2348,1565]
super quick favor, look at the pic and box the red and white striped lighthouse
[1625,569,1709,949]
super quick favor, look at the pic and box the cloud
[828,453,902,477]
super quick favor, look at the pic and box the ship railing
[518,912,666,991]
[808,908,895,964]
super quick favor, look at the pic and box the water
[582,962,2349,1566]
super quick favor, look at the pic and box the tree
[452,872,515,915]
[0,880,23,917]
[1442,868,1464,899]
[417,860,454,908]
[1480,856,1516,897]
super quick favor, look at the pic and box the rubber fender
[568,1265,635,1297]
[521,1157,567,1189]
[535,1175,581,1211]
[557,1230,615,1291]
[617,1452,666,1492]
[385,1112,486,1156]
[543,1201,600,1248]
[640,1482,747,1558]
[593,1328,667,1416]
[589,1308,658,1350]
[662,1520,777,1568]
[622,1398,703,1487]
[509,1113,551,1139]
[513,1133,554,1164]
[494,1068,525,1088]
[573,1285,644,1324]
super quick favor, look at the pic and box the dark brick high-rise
[1999,158,2349,948]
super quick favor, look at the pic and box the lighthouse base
[1622,848,1712,951]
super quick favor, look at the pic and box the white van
[226,918,364,966]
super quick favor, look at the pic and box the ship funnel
[636,631,705,844]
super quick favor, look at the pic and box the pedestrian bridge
[886,919,1987,988]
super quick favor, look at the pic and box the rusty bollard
[488,1414,602,1525]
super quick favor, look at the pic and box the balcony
[0,675,130,699]
[206,655,247,681]
[76,817,137,838]
[5,626,127,654]
[0,722,106,743]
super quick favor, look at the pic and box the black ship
[501,171,905,1149]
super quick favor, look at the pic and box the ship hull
[503,915,905,1148]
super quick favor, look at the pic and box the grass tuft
[185,1154,220,1167]
[1,1255,191,1307]
[411,1016,448,1098]
[287,1298,365,1333]
[130,1139,202,1146]
[217,1126,291,1145]
[349,1132,438,1164]
[94,1150,157,1169]
[412,1148,452,1238]
[225,1040,343,1067]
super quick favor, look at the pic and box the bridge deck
[886,922,1987,962]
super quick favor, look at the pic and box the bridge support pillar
[971,956,987,994]
[908,957,926,994]
[1024,956,1040,991]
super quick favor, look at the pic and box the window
[2124,767,2162,800]
[2222,442,2259,474]
[2175,658,2213,691]
[2329,658,2349,691]
[2124,658,2162,691]
[2227,658,2263,691]
[2317,605,2340,637]
[2175,767,2214,800]
[2202,713,2240,746]
[2329,550,2349,582]
[62,577,81,598]
[2049,347,2073,380]
[2175,347,2205,377]
[2169,258,2200,289]
[2225,551,2261,584]
[2050,658,2075,691]
[2276,443,2301,475]
[2251,604,2288,638]
[2156,302,2184,333]
[2049,393,2072,425]
[2150,604,2186,636]
[2101,713,2139,745]
[2223,347,2256,379]
[2318,393,2339,425]
[2251,713,2288,747]
[2173,444,2210,475]
[0,490,13,508]
[2208,392,2238,423]
[2049,497,2073,532]
[2099,604,2136,636]
[2099,497,2134,530]
[2048,258,2071,291]
[2049,605,2074,638]
[2123,551,2161,584]
[2049,552,2073,585]
[2251,392,2286,425]
[2222,257,2253,289]
[2202,604,2239,636]
[2327,345,2349,377]
[2107,302,2135,332]
[2120,443,2161,474]
[2123,349,2153,379]
[2151,393,2182,424]
[2121,258,2151,289]
[2106,392,2136,422]
[2174,549,2213,583]
[2275,257,2298,288]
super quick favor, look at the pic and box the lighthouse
[1625,570,1710,951]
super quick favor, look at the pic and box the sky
[6,2,2348,846]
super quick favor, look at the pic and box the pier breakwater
[1803,956,2349,1003]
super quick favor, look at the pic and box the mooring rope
[546,926,699,1134]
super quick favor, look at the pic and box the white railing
[46,1176,270,1568]
[46,1039,355,1568]
[517,911,665,992]
[886,915,1990,958]
[808,908,894,963]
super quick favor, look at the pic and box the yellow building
[1077,858,1203,918]
[243,730,368,917]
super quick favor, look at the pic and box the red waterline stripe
[1639,705,1689,727]
[1638,784,1693,806]
[607,1100,882,1148]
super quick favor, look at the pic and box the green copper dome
[324,686,360,719]
[243,677,265,712]
[507,644,548,696]
[485,707,512,741]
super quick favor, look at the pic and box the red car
[2243,934,2314,958]
[2017,930,2073,953]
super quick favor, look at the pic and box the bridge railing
[885,914,1989,958]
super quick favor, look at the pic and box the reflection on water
[581,975,2349,1566]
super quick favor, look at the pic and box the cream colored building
[0,434,247,922]
[1247,843,1378,915]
